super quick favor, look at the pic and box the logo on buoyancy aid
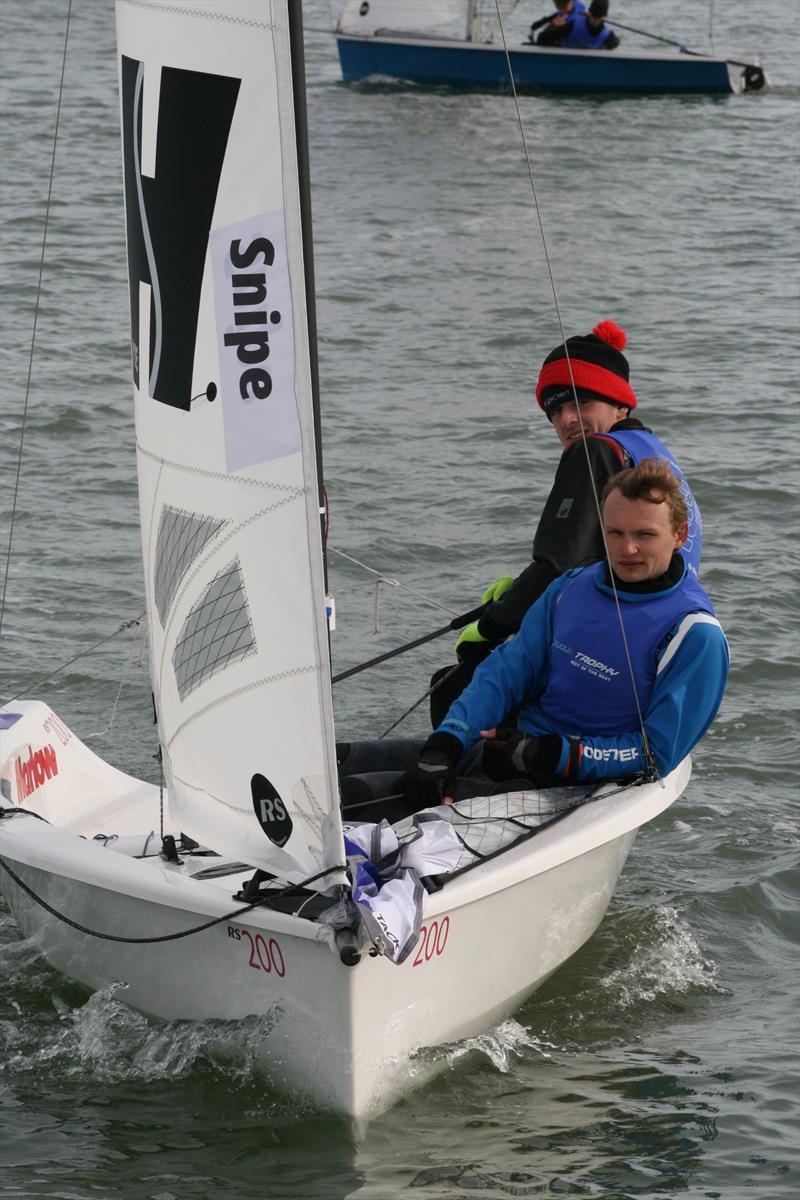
[14,744,59,800]
[573,652,619,678]
[251,774,293,848]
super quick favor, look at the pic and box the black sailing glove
[402,731,462,809]
[481,726,565,784]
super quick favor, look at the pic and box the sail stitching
[293,777,326,861]
[165,664,319,749]
[136,441,305,494]
[118,0,274,30]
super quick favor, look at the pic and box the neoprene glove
[454,575,515,661]
[402,731,462,809]
[481,575,515,604]
[481,726,564,784]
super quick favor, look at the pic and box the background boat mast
[466,0,481,42]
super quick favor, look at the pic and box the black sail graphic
[120,56,240,409]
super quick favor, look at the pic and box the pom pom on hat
[536,319,637,416]
[592,320,627,351]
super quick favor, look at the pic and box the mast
[287,0,328,589]
[466,0,481,42]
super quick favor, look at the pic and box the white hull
[0,702,688,1117]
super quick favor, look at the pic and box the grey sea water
[0,1,798,1197]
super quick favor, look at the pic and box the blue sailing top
[561,13,615,49]
[438,560,729,782]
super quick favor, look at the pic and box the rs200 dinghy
[0,0,692,1117]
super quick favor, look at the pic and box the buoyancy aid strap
[587,433,628,464]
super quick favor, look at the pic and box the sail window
[172,559,256,699]
[154,506,226,626]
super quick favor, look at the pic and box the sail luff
[287,1,328,591]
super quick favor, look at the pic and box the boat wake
[597,904,724,1009]
[411,1018,556,1076]
[0,976,286,1090]
[444,1019,556,1073]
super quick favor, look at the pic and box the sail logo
[223,236,282,404]
[15,744,59,800]
[251,773,293,848]
[211,212,301,473]
[120,55,240,409]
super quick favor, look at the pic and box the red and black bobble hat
[535,320,638,420]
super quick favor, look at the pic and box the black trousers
[337,737,528,825]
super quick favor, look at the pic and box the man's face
[550,398,627,450]
[602,489,688,582]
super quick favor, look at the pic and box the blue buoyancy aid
[538,561,715,737]
[561,13,614,48]
[604,428,702,573]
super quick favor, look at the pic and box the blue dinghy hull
[336,35,768,96]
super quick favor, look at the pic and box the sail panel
[337,0,470,38]
[116,0,344,881]
[154,506,225,626]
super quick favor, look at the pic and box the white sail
[115,0,344,882]
[337,0,471,38]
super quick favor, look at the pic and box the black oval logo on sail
[251,774,292,847]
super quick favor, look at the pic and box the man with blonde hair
[400,459,728,807]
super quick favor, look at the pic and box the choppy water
[1,1,798,1196]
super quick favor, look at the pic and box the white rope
[84,619,148,741]
[329,546,461,618]
[493,1,657,778]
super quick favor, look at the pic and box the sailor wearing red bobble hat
[429,320,702,726]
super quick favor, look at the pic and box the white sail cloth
[343,816,462,964]
[338,0,471,38]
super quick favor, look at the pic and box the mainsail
[337,0,475,39]
[336,0,521,41]
[115,0,344,881]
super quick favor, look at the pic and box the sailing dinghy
[0,0,691,1117]
[334,0,769,96]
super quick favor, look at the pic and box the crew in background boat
[429,318,701,726]
[537,0,620,50]
[398,460,729,810]
[526,0,587,45]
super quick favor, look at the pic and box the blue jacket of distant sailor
[437,557,729,783]
[599,428,702,572]
[560,13,615,49]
